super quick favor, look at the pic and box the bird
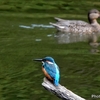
[34,56,60,86]
[50,9,100,43]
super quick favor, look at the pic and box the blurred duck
[50,9,100,43]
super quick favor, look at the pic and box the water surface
[0,17,100,100]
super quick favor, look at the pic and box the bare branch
[42,78,86,100]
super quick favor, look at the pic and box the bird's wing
[55,20,91,27]
[43,62,59,79]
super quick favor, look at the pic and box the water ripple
[19,24,54,29]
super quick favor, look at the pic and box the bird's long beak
[34,59,43,62]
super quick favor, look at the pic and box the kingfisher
[34,56,60,86]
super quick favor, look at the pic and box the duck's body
[50,9,100,42]
[51,19,94,34]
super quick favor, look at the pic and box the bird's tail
[54,79,59,86]
[49,22,64,29]
[54,74,60,86]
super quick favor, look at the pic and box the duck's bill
[34,59,43,61]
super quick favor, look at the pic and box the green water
[0,0,100,99]
[0,15,100,100]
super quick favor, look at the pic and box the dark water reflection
[55,31,100,53]
[55,31,90,43]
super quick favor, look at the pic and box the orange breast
[42,66,53,80]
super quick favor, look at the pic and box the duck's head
[88,9,100,23]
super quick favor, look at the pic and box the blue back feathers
[42,57,60,86]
